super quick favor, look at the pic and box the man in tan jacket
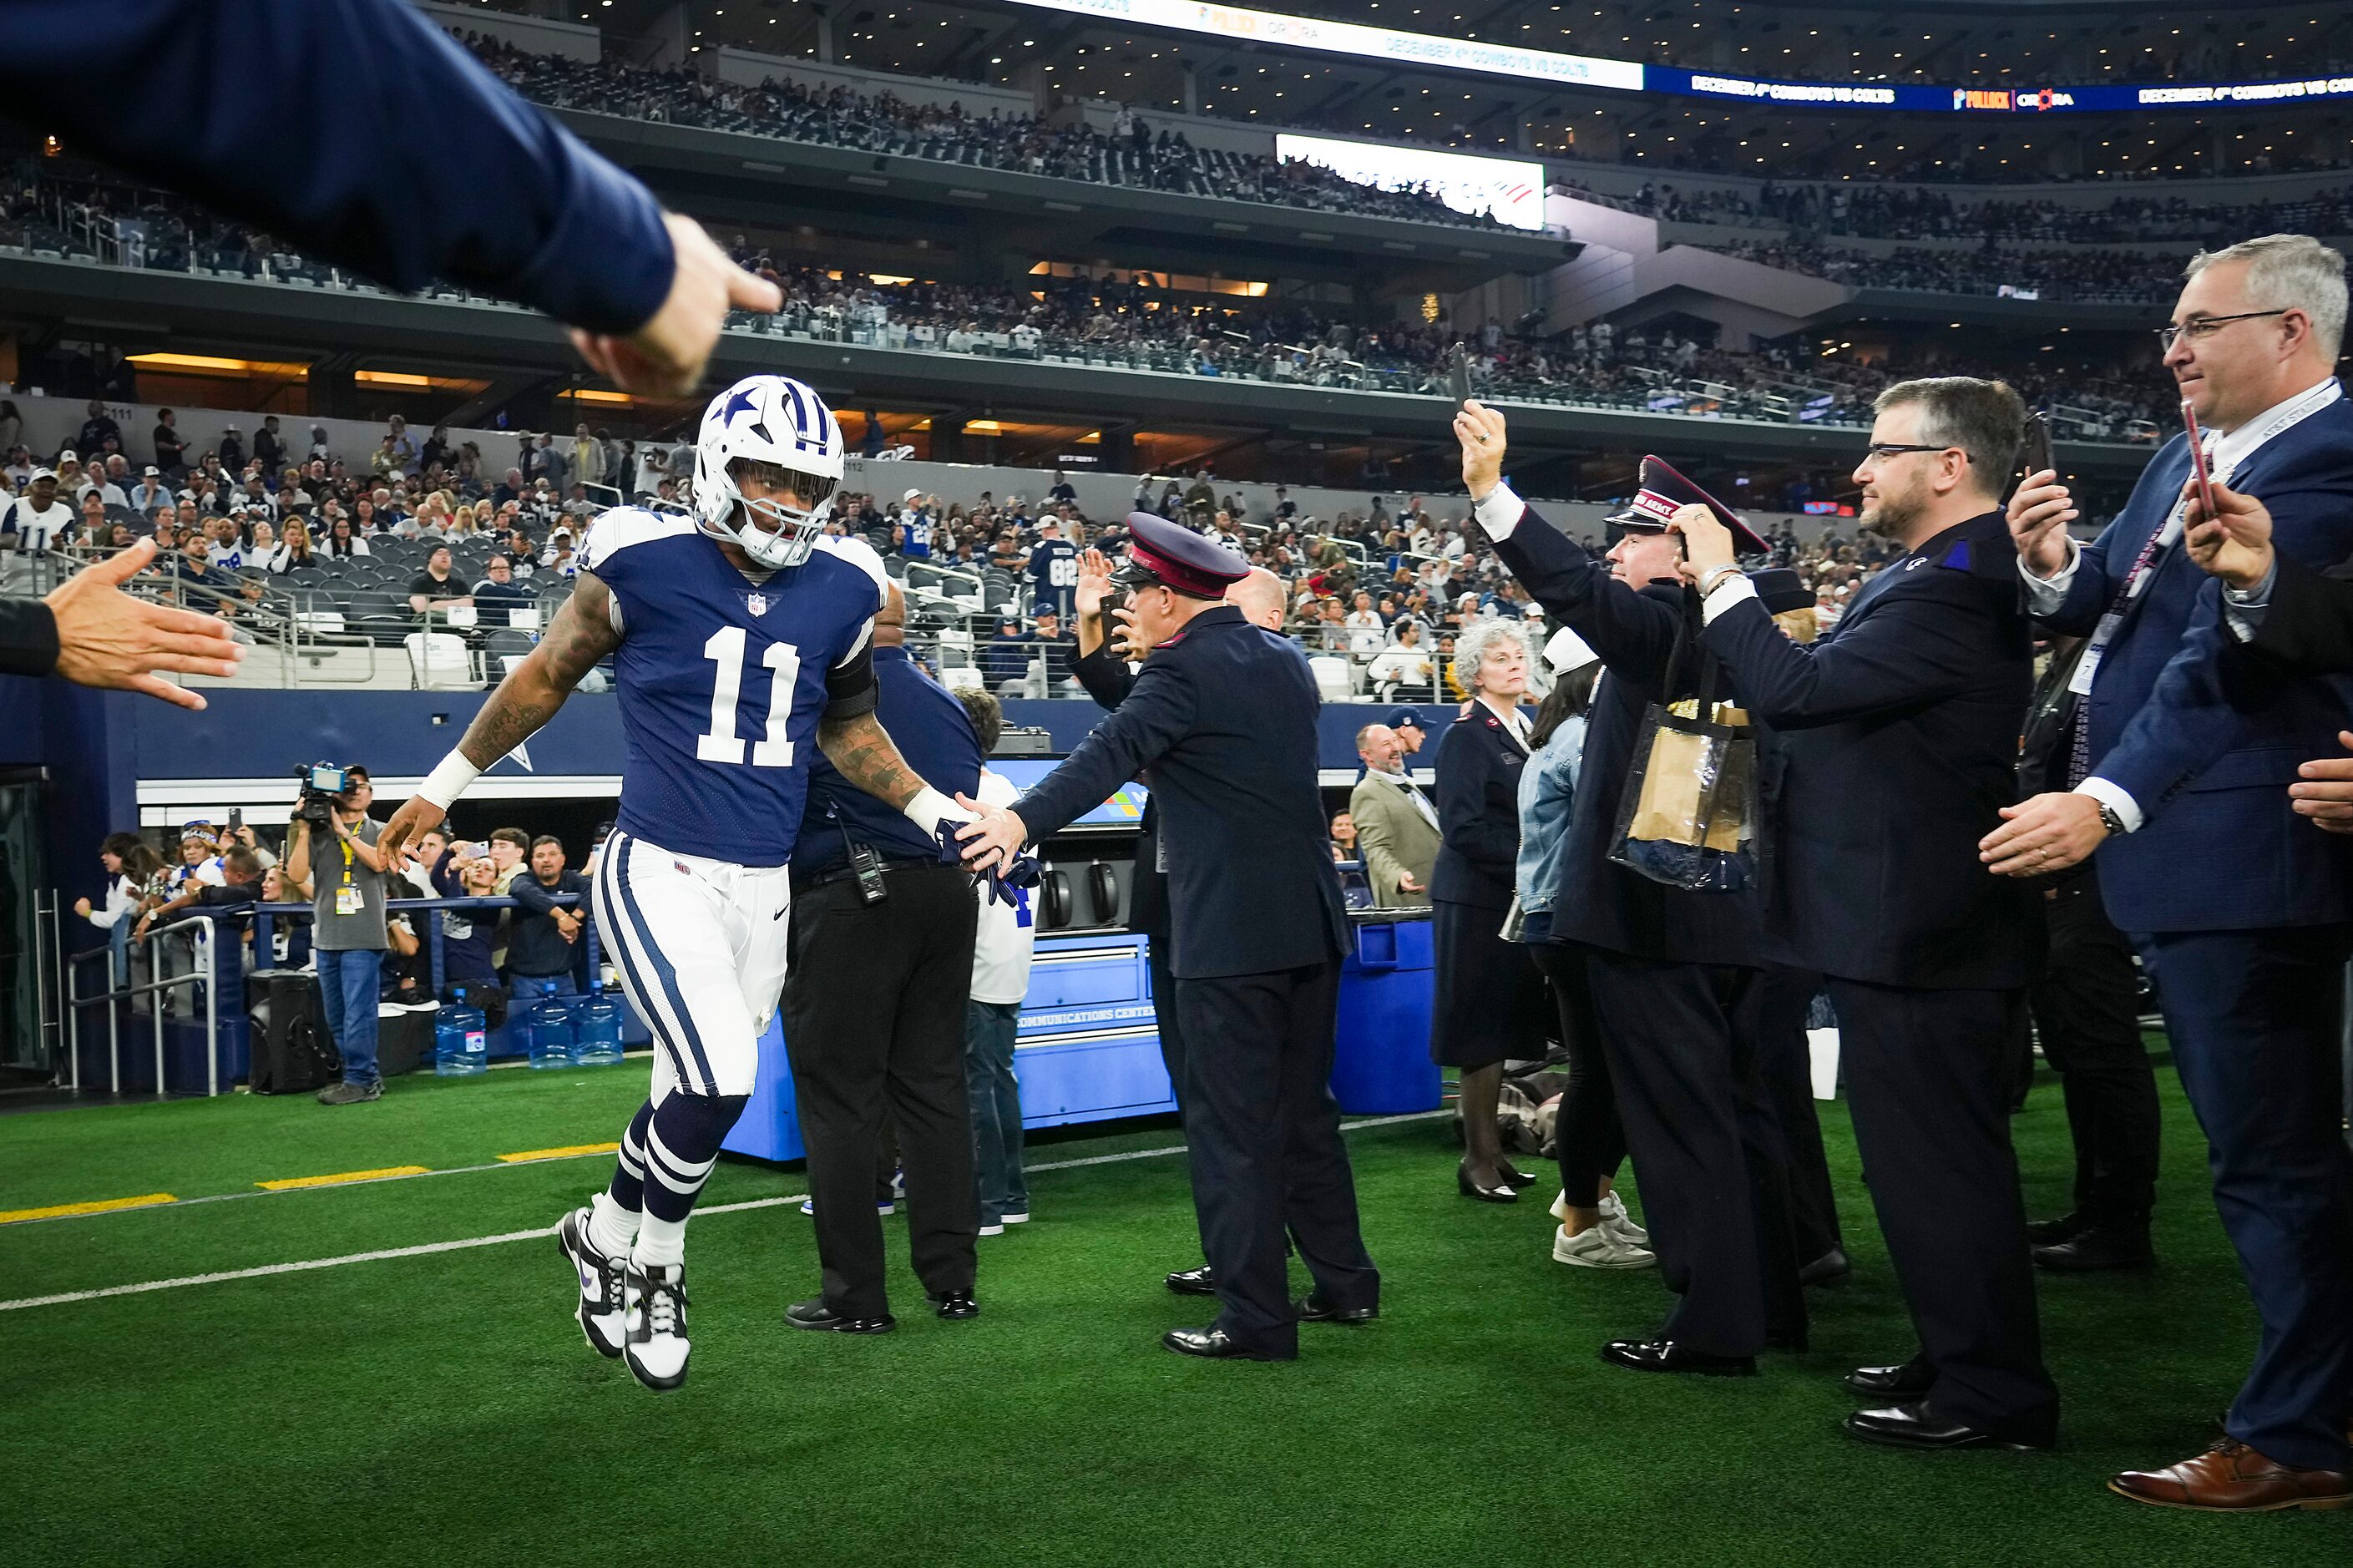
[1348,724,1439,906]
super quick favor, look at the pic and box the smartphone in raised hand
[2182,398,2219,520]
[2022,412,2054,483]
[1446,342,1472,410]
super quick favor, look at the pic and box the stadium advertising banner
[1274,134,1544,230]
[1000,0,1645,92]
[1651,66,2353,114]
[1004,0,2353,114]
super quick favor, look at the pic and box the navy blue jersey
[1029,538,1078,618]
[902,513,934,559]
[579,508,887,867]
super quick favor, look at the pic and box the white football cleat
[556,1206,626,1359]
[1553,1222,1657,1271]
[624,1262,691,1392]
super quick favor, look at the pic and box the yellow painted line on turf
[256,1166,432,1191]
[0,1192,176,1226]
[496,1141,620,1164]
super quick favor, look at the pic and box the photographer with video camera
[284,763,392,1106]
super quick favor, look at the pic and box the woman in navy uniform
[1429,618,1551,1201]
[957,515,1379,1362]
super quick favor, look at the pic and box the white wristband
[901,784,969,829]
[417,749,483,811]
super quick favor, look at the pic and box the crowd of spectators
[460,33,1502,232]
[1705,237,2180,305]
[1595,178,2353,248]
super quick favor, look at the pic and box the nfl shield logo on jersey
[746,592,769,616]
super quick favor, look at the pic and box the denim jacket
[1514,715,1586,917]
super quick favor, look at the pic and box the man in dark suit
[1672,375,2059,1453]
[962,517,1377,1361]
[1986,235,2353,1510]
[1068,542,1291,1299]
[1455,418,1805,1374]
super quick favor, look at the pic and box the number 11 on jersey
[696,625,801,767]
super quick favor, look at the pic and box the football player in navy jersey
[380,374,968,1392]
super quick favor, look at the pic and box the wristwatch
[1699,564,1743,595]
[2092,800,2126,837]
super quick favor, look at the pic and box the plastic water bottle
[434,1004,488,1076]
[574,994,625,1066]
[527,997,576,1069]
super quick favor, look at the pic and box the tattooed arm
[378,571,621,861]
[815,709,927,812]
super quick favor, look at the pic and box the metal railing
[65,910,221,1096]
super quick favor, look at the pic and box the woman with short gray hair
[1430,617,1549,1201]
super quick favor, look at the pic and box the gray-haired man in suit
[1349,724,1440,906]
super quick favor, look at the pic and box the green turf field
[0,1050,2340,1566]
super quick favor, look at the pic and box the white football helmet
[691,374,844,569]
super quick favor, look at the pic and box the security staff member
[959,515,1379,1361]
[1457,423,1803,1375]
[1672,376,2058,1452]
[782,586,984,1333]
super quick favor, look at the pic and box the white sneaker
[978,1221,1005,1237]
[555,1206,625,1359]
[623,1262,691,1392]
[1598,1191,1649,1246]
[1000,1208,1030,1225]
[1553,1222,1657,1270]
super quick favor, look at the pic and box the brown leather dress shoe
[2109,1439,2353,1512]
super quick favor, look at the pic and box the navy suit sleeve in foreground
[1490,505,1681,692]
[2248,553,2353,674]
[0,0,671,334]
[1015,660,1197,842]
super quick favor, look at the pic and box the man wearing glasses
[1987,235,2353,1512]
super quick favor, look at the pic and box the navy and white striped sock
[588,1099,655,1259]
[633,1090,748,1270]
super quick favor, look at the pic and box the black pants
[2028,869,2159,1227]
[782,862,980,1319]
[1748,964,1843,1265]
[1173,957,1378,1355]
[1582,944,1804,1356]
[1829,978,2057,1437]
[1528,942,1624,1210]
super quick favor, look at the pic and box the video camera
[292,763,354,829]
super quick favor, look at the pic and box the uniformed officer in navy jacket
[1659,377,2059,1454]
[1456,427,1805,1376]
[959,516,1379,1361]
[1068,537,1292,1300]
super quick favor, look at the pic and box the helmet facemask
[701,458,837,569]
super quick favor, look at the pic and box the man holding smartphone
[1987,234,2353,1511]
[286,766,394,1105]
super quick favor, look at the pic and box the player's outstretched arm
[380,572,621,862]
[816,711,929,812]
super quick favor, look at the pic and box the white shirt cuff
[2074,776,2143,834]
[2019,534,2080,615]
[1700,574,1758,624]
[1473,483,1526,540]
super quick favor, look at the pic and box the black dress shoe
[783,1298,897,1334]
[929,1289,980,1320]
[1161,1326,1294,1361]
[1845,1358,1936,1399]
[1458,1163,1519,1204]
[1599,1338,1757,1377]
[1843,1402,2054,1451]
[1496,1164,1542,1189]
[1295,1295,1379,1325]
[2032,1225,2153,1272]
[1165,1264,1217,1296]
[1799,1247,1853,1289]
[2024,1210,2088,1247]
